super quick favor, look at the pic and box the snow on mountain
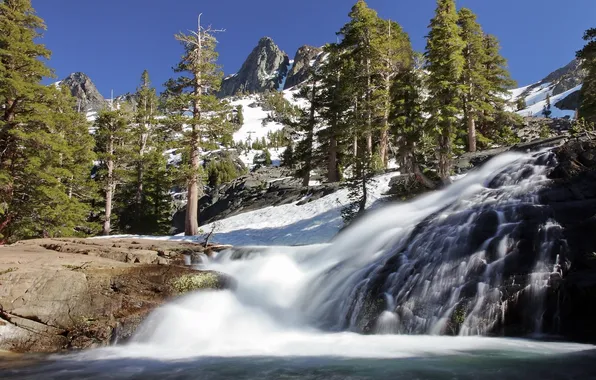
[514,84,580,118]
[510,58,585,118]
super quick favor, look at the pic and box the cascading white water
[76,150,596,361]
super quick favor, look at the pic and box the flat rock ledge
[0,238,233,353]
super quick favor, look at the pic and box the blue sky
[33,0,596,98]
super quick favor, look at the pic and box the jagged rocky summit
[283,45,323,90]
[59,72,106,113]
[218,37,290,97]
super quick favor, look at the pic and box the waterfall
[100,149,580,360]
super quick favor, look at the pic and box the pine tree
[543,93,552,118]
[338,0,382,157]
[478,34,519,145]
[281,141,295,168]
[164,15,231,236]
[235,104,244,126]
[294,71,322,186]
[0,0,95,242]
[133,70,158,210]
[516,97,527,111]
[390,52,426,175]
[374,20,412,166]
[317,43,352,183]
[425,0,465,181]
[336,1,388,216]
[577,28,596,123]
[114,70,173,235]
[94,108,132,236]
[458,8,489,153]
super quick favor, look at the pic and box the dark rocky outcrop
[0,239,233,353]
[283,45,323,90]
[60,72,106,113]
[513,59,585,114]
[518,59,586,101]
[555,90,581,111]
[454,134,569,173]
[218,37,290,98]
[173,166,339,232]
[542,59,585,96]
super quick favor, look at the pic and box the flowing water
[2,151,596,379]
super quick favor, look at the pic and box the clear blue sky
[32,0,595,98]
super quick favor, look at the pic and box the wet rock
[469,210,500,250]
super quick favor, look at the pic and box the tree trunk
[186,21,203,237]
[327,134,339,183]
[185,127,200,236]
[302,78,317,187]
[379,75,391,168]
[366,58,373,155]
[359,160,367,215]
[467,115,477,153]
[135,131,148,205]
[437,127,452,183]
[102,136,114,236]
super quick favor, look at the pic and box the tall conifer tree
[425,0,465,181]
[458,8,488,153]
[94,108,132,236]
[391,53,426,175]
[164,16,231,236]
[0,0,95,242]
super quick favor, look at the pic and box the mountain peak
[284,45,324,90]
[61,72,106,113]
[218,37,290,97]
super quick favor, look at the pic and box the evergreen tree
[390,52,426,175]
[577,28,596,123]
[338,0,382,157]
[114,70,173,235]
[374,19,412,166]
[336,0,388,216]
[235,104,244,126]
[478,34,519,145]
[0,0,95,242]
[458,8,488,153]
[542,93,552,118]
[317,43,352,183]
[163,16,231,236]
[294,72,322,186]
[425,0,465,181]
[281,141,295,168]
[93,108,132,236]
[206,155,242,188]
[516,97,527,111]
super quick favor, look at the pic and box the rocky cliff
[516,59,586,112]
[60,72,106,113]
[218,37,290,98]
[283,45,323,90]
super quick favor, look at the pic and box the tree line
[282,0,520,220]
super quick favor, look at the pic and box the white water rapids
[74,151,595,361]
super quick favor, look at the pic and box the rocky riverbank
[0,239,233,353]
